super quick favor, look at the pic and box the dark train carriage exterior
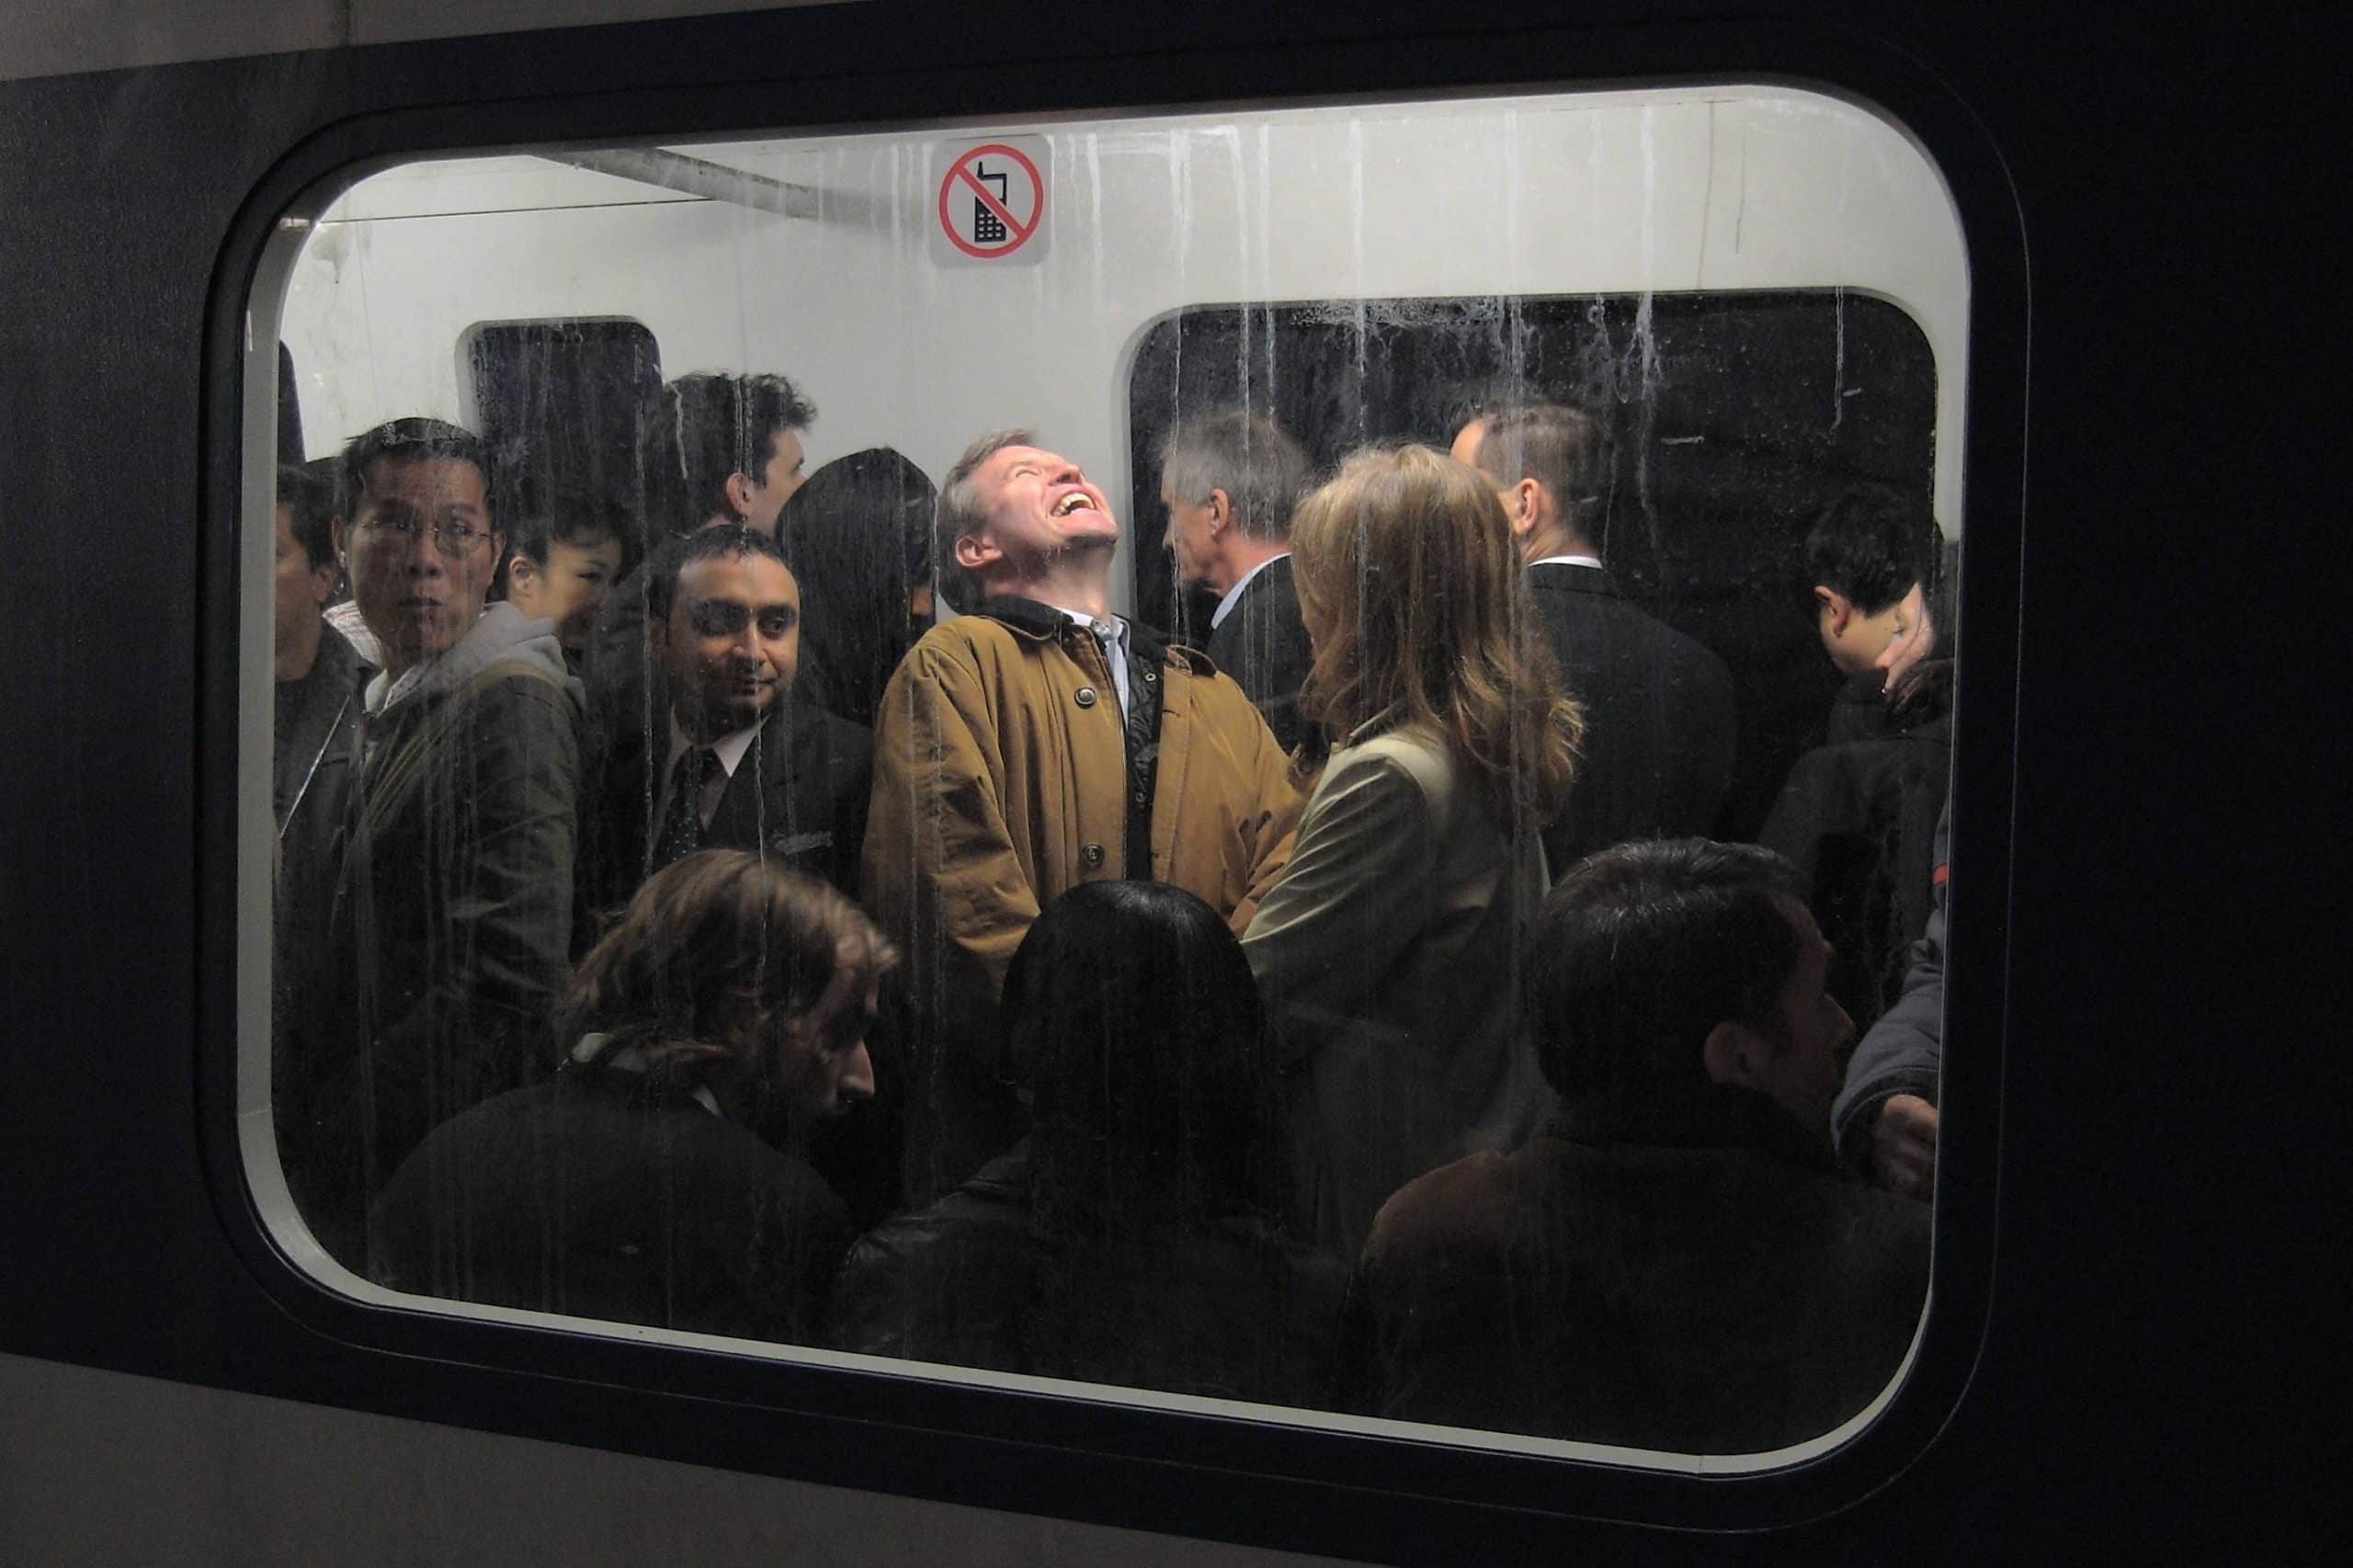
[0,2,2331,1562]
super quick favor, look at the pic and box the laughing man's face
[962,444,1120,576]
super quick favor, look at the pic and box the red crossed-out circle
[937,142,1045,259]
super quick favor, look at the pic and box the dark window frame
[195,11,2027,1560]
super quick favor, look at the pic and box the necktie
[651,745,713,871]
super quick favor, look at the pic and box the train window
[464,318,663,525]
[242,83,1966,1469]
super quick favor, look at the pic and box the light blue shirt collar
[1055,606,1133,721]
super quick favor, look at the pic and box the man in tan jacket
[865,429,1302,1199]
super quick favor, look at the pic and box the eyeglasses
[358,515,493,552]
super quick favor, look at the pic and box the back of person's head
[561,849,894,1087]
[1461,401,1609,541]
[1004,881,1273,1233]
[337,417,493,519]
[1158,410,1313,539]
[635,372,817,538]
[1290,443,1582,825]
[644,523,794,625]
[508,486,631,567]
[1529,839,1806,1098]
[1803,483,1940,616]
[785,447,937,589]
[932,427,1035,614]
[277,463,338,572]
[779,447,938,722]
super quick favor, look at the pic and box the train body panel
[0,0,2329,1562]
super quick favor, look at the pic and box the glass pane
[248,82,1965,1462]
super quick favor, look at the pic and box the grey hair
[932,427,1036,613]
[1158,410,1313,540]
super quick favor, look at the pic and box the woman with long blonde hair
[1243,444,1583,1256]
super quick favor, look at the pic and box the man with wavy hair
[866,429,1301,1200]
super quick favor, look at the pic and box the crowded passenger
[1451,402,1736,866]
[1357,838,1929,1450]
[832,881,1348,1403]
[1800,481,1942,744]
[863,430,1302,1200]
[1158,411,1318,753]
[575,524,870,937]
[373,852,888,1343]
[270,463,369,1068]
[500,485,629,668]
[581,372,818,763]
[1762,484,1952,1023]
[778,447,938,730]
[1242,445,1581,1256]
[278,417,583,1270]
[1833,798,1949,1199]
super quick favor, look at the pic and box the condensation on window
[240,83,1967,1468]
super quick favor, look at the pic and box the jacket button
[1074,687,1098,709]
[1131,790,1147,806]
[1081,842,1106,869]
[1142,669,1158,684]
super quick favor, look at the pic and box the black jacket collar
[1527,560,1623,599]
[972,595,1173,663]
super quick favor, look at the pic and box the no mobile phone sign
[931,138,1048,267]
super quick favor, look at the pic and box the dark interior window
[467,319,662,522]
[1126,290,1936,837]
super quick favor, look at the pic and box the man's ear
[953,531,1000,573]
[330,516,349,563]
[506,551,539,593]
[1204,488,1234,540]
[722,470,758,520]
[1507,479,1544,536]
[645,608,669,658]
[1701,1018,1768,1087]
[1813,585,1852,635]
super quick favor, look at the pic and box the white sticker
[930,137,1049,268]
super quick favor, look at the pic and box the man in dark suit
[1160,410,1315,753]
[1452,403,1736,869]
[1358,839,1927,1450]
[581,370,818,772]
[576,525,870,944]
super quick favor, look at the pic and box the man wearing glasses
[278,418,582,1272]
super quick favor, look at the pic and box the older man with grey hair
[1157,410,1316,752]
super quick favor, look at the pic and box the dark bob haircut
[1528,838,1807,1099]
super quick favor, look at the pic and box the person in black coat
[1766,490,1953,1025]
[372,850,896,1345]
[576,525,871,945]
[831,881,1349,1407]
[1159,410,1317,754]
[779,447,938,732]
[578,371,817,775]
[1800,481,1945,745]
[1358,839,1927,1451]
[1452,403,1736,868]
[1761,656,1950,1028]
